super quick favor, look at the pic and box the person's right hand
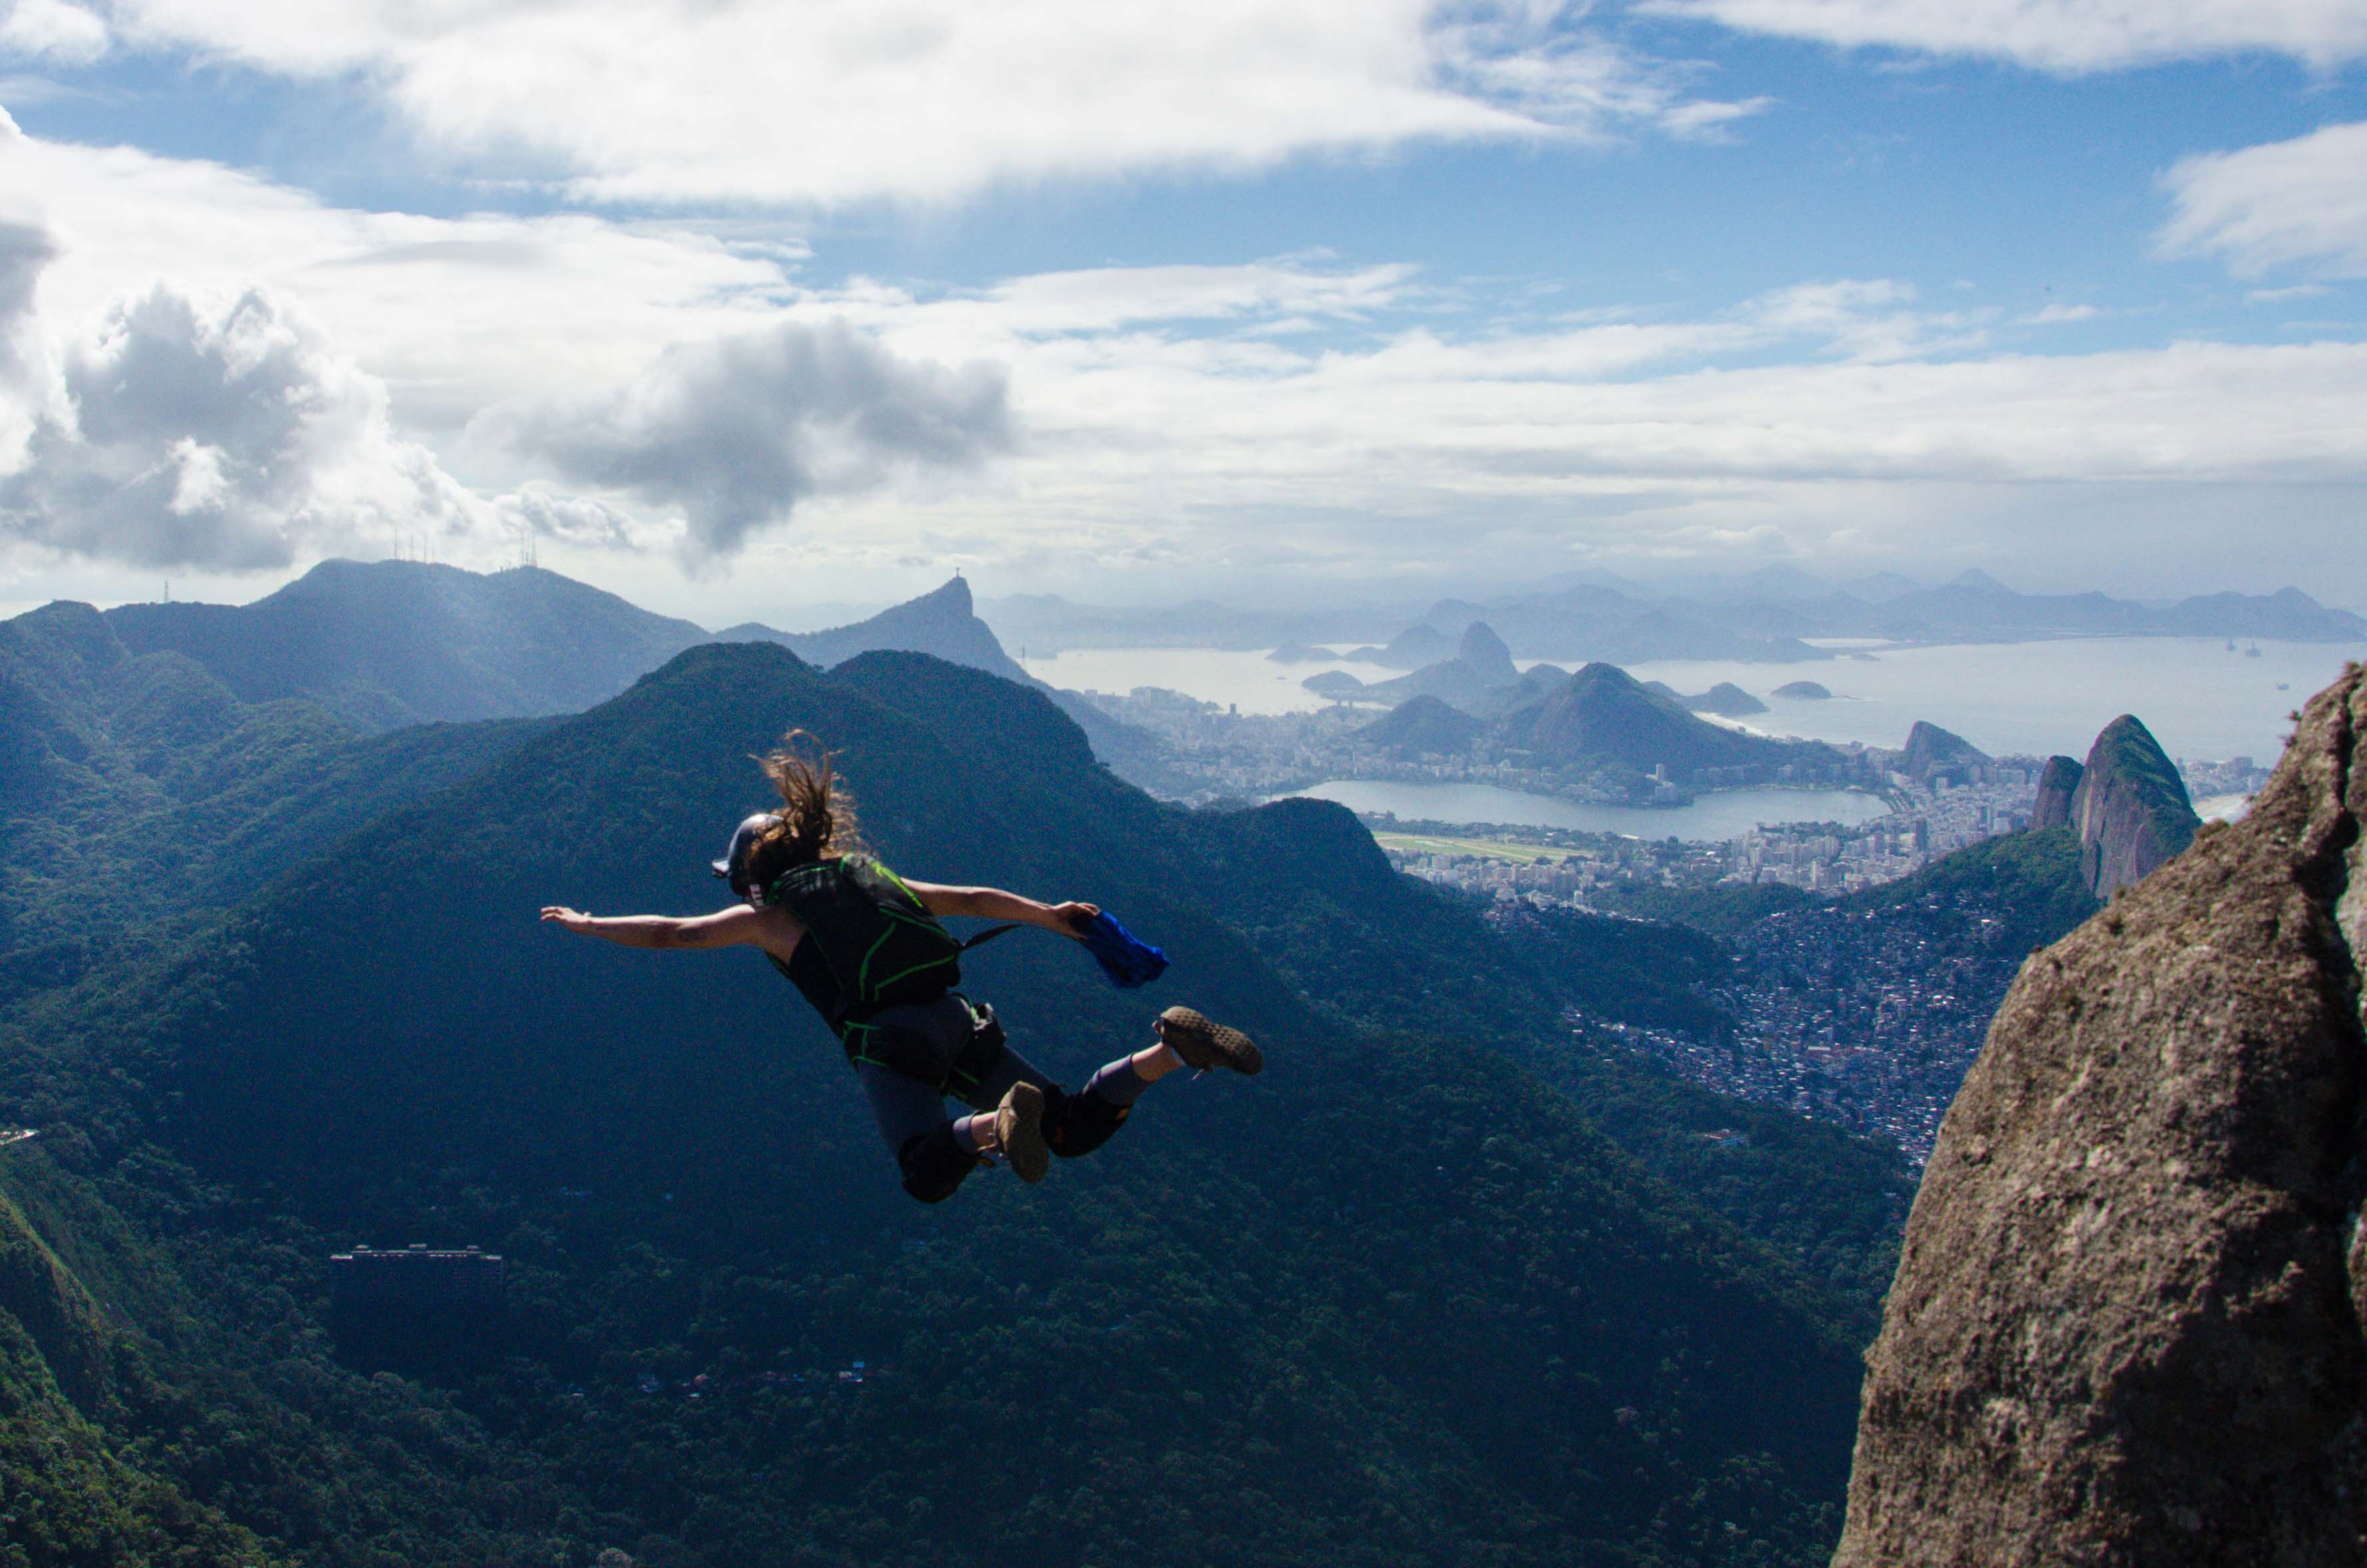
[1051,901,1100,936]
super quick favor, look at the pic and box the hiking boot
[994,1082,1049,1183]
[1156,1007,1263,1076]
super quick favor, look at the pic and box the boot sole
[1158,1007,1263,1076]
[1000,1082,1049,1183]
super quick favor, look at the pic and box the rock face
[1455,621,1517,686]
[2070,714,2200,899]
[2030,754,2083,831]
[1900,720,1990,779]
[1835,667,2367,1567]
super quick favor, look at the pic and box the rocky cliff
[2029,754,2083,831]
[1900,720,1990,779]
[1835,666,2367,1567]
[2070,714,2200,898]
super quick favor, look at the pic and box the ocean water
[1629,638,2359,763]
[1017,646,1399,716]
[1282,780,1896,840]
[1024,638,2363,762]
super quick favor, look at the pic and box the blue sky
[1,1,2364,623]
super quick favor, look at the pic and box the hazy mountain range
[984,570,2367,662]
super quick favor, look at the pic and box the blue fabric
[1080,910,1170,988]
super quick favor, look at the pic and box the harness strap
[958,923,1026,952]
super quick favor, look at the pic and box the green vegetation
[105,558,707,731]
[1587,881,1820,937]
[1841,824,2098,954]
[0,635,1911,1565]
[1511,663,1817,776]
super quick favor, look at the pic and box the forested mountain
[107,560,708,731]
[0,598,551,998]
[1510,662,1827,776]
[722,575,1029,683]
[1355,692,1485,754]
[83,561,1186,801]
[0,638,1903,1567]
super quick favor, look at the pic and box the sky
[0,0,2363,626]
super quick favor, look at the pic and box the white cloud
[0,278,486,568]
[492,487,668,553]
[0,114,801,434]
[1,0,108,64]
[5,119,2365,602]
[1645,0,2367,72]
[472,317,1012,560]
[93,0,1753,206]
[1741,278,1988,361]
[0,214,55,466]
[2160,121,2367,279]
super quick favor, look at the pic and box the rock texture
[1901,720,1990,779]
[1835,665,2367,1568]
[2030,754,2084,832]
[2070,714,2200,899]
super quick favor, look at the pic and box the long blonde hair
[748,730,865,885]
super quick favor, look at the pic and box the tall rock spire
[1835,668,2367,1566]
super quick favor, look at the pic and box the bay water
[1021,637,2363,762]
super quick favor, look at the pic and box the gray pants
[854,996,1152,1178]
[857,1041,1058,1156]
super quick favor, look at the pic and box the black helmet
[712,812,780,898]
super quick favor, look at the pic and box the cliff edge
[2070,714,2201,899]
[1835,666,2367,1567]
[2029,753,2082,832]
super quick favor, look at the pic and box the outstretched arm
[539,902,805,962]
[902,881,1097,939]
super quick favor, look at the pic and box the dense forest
[0,609,1917,1565]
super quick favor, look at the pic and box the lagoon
[1281,780,1898,841]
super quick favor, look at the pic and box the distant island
[1775,680,1834,700]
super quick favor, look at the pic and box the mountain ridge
[0,636,1893,1566]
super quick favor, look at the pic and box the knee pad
[1045,1086,1131,1160]
[897,1124,980,1204]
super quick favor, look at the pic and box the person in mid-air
[539,732,1261,1203]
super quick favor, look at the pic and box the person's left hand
[540,906,594,934]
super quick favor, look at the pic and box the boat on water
[2244,643,2263,658]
